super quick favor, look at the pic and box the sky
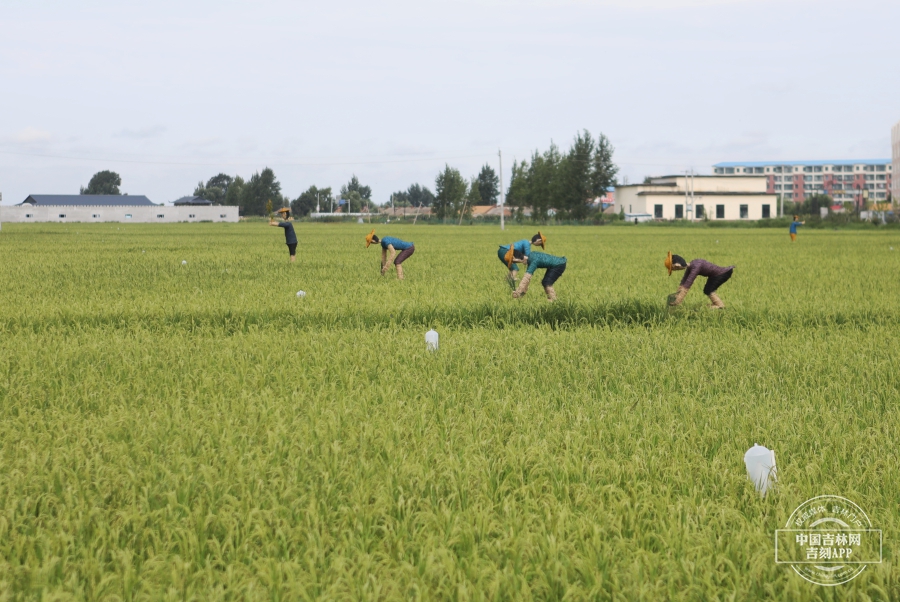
[1,0,897,205]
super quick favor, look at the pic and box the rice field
[0,222,898,601]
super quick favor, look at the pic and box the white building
[615,175,777,221]
[712,159,892,206]
[1,195,238,223]
[892,122,900,204]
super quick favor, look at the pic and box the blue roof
[713,159,890,168]
[20,194,156,206]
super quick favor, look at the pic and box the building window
[58,214,66,218]
[654,204,663,218]
[762,204,771,218]
[716,205,725,219]
[740,205,748,219]
[189,214,196,218]
[715,168,723,174]
[725,168,734,174]
[220,214,227,218]
[696,204,705,218]
[157,214,165,219]
[754,167,763,174]
[675,204,684,219]
[125,214,132,219]
[25,213,33,218]
[92,214,100,218]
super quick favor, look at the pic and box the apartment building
[893,122,900,203]
[712,160,892,205]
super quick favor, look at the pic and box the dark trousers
[394,245,415,265]
[541,262,567,287]
[703,268,733,295]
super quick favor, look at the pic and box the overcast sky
[2,0,897,205]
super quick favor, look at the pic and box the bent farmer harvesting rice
[508,248,567,301]
[498,232,546,285]
[366,230,415,280]
[269,208,297,262]
[790,215,805,242]
[665,251,734,309]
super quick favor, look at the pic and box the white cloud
[11,127,52,144]
[115,125,166,139]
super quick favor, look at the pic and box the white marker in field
[182,260,187,265]
[426,329,439,351]
[296,290,306,298]
[744,443,777,496]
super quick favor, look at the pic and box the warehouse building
[615,175,777,221]
[0,195,238,223]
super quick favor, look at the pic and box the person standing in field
[790,215,805,242]
[498,232,546,285]
[508,248,567,301]
[365,230,415,280]
[269,209,297,262]
[665,251,734,309]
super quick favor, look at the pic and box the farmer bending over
[665,251,734,309]
[509,248,567,301]
[365,230,415,280]
[498,232,546,285]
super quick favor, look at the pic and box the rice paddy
[0,222,898,600]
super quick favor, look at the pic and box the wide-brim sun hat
[504,245,516,268]
[533,231,547,249]
[276,207,290,214]
[665,251,673,276]
[365,229,376,248]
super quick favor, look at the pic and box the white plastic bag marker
[425,330,438,352]
[744,443,777,496]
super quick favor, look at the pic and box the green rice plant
[0,223,898,600]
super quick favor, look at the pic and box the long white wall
[893,121,900,202]
[0,205,239,223]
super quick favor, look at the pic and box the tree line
[79,129,617,219]
[506,130,618,221]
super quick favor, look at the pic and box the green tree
[390,190,411,208]
[194,173,234,204]
[292,186,332,217]
[591,133,618,200]
[80,170,122,195]
[341,175,372,201]
[407,183,434,207]
[241,168,283,216]
[433,165,467,220]
[559,130,595,220]
[224,176,245,207]
[475,164,499,205]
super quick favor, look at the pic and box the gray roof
[173,196,213,206]
[20,194,156,207]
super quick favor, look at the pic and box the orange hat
[532,231,547,249]
[665,251,673,276]
[365,229,376,248]
[504,245,516,268]
[276,207,290,214]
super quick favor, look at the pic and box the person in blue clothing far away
[790,215,805,242]
[365,229,415,280]
[269,208,297,262]
[498,232,546,286]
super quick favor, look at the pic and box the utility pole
[498,149,505,231]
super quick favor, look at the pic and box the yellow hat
[665,251,673,276]
[365,229,376,248]
[504,245,516,268]
[537,231,546,249]
[276,207,290,214]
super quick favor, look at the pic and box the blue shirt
[790,221,802,234]
[277,222,297,244]
[497,240,531,271]
[381,236,412,251]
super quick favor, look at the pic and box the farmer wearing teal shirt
[789,215,804,242]
[365,230,415,280]
[508,248,567,301]
[498,232,546,285]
